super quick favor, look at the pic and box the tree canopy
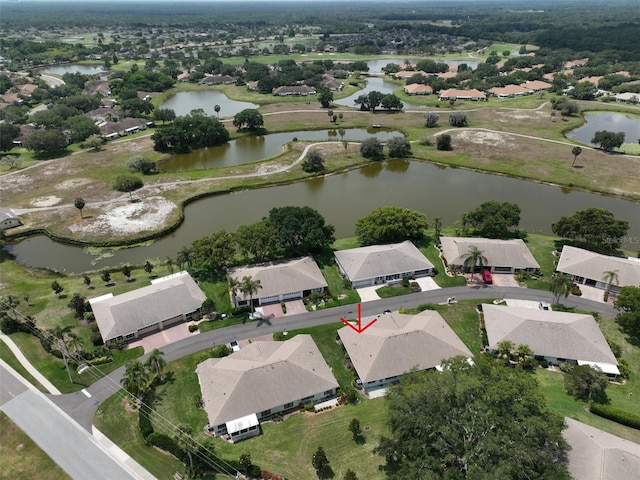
[355,206,428,245]
[463,200,521,238]
[591,130,625,152]
[152,111,229,153]
[375,356,570,480]
[551,207,629,249]
[359,137,384,160]
[232,109,264,131]
[386,136,412,158]
[615,285,640,341]
[266,206,335,255]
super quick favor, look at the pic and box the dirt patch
[456,130,508,147]
[55,178,93,190]
[68,196,178,238]
[31,196,62,207]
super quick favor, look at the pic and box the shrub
[211,344,231,358]
[419,137,432,146]
[386,136,412,158]
[590,403,640,430]
[146,433,185,461]
[539,359,549,369]
[232,306,252,316]
[359,137,384,160]
[139,405,154,439]
[188,323,199,332]
[113,174,143,193]
[402,276,410,287]
[559,362,575,373]
[571,284,582,296]
[424,112,439,128]
[436,134,452,151]
[302,149,325,173]
[448,111,468,127]
[618,358,630,379]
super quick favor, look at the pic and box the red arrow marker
[340,303,377,334]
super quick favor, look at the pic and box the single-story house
[83,80,111,96]
[99,117,152,140]
[520,80,552,92]
[488,84,533,98]
[227,256,327,308]
[563,417,640,480]
[483,304,619,377]
[564,58,589,69]
[436,71,458,79]
[439,237,540,274]
[196,334,339,442]
[556,245,640,294]
[615,92,640,103]
[272,85,316,96]
[321,76,343,90]
[0,208,22,230]
[439,88,486,101]
[200,74,236,85]
[579,76,603,86]
[89,271,206,346]
[393,70,428,80]
[338,310,473,392]
[334,241,434,289]
[403,83,433,95]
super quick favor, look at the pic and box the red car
[482,270,493,284]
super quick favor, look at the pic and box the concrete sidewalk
[0,330,61,395]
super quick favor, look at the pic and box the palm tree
[214,104,221,118]
[51,326,81,384]
[462,246,487,281]
[240,275,262,313]
[74,197,85,218]
[228,275,240,308]
[174,425,196,476]
[550,273,574,305]
[165,256,175,275]
[176,246,192,272]
[120,360,150,400]
[145,348,166,380]
[496,340,515,362]
[515,343,534,369]
[571,146,582,167]
[602,269,619,301]
[432,216,442,244]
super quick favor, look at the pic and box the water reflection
[566,112,640,145]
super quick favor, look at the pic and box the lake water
[566,112,640,146]
[6,160,639,273]
[159,90,258,118]
[160,128,403,172]
[334,76,423,109]
[39,64,105,76]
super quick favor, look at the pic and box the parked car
[482,270,493,284]
[539,301,551,311]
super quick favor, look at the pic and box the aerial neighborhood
[0,1,639,479]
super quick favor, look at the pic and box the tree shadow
[256,317,272,327]
[317,465,334,479]
[353,433,366,445]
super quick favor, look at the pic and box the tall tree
[355,206,428,245]
[602,269,619,300]
[239,275,262,313]
[145,348,166,379]
[571,146,582,167]
[462,246,487,280]
[375,356,570,480]
[189,230,235,279]
[550,273,574,304]
[176,246,192,271]
[165,257,175,275]
[317,86,333,108]
[228,276,241,308]
[614,286,640,340]
[50,325,81,384]
[432,216,442,244]
[591,130,625,152]
[464,201,521,238]
[235,220,278,262]
[312,446,330,476]
[74,197,85,218]
[552,207,629,249]
[120,360,150,400]
[564,364,609,401]
[267,206,335,255]
[232,109,264,131]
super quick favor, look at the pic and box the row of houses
[403,80,555,100]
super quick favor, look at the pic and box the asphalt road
[50,285,617,432]
[0,363,144,480]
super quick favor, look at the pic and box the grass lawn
[0,342,47,392]
[416,236,467,288]
[521,232,558,290]
[375,285,415,297]
[94,391,185,479]
[0,412,71,480]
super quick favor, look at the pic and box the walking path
[0,330,61,395]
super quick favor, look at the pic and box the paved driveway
[356,285,381,302]
[492,274,521,287]
[128,322,196,353]
[414,277,440,291]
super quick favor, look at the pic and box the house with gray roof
[89,271,206,346]
[227,256,327,307]
[0,208,22,231]
[196,335,339,442]
[556,245,640,294]
[440,236,540,274]
[334,241,434,288]
[482,304,619,376]
[338,310,473,392]
[563,417,640,480]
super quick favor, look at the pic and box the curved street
[49,285,616,432]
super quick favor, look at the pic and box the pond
[39,64,106,76]
[364,59,478,73]
[566,111,640,146]
[334,76,423,109]
[160,128,403,172]
[6,160,639,273]
[158,90,258,119]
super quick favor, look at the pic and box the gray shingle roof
[90,272,206,343]
[563,418,640,480]
[440,237,540,269]
[557,245,640,287]
[334,241,434,282]
[196,335,339,427]
[483,304,617,364]
[338,310,473,383]
[227,256,327,302]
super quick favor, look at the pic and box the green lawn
[375,285,415,297]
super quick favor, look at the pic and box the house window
[324,390,333,396]
[260,409,271,417]
[284,402,294,409]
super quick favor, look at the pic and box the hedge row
[590,403,640,430]
[146,433,186,462]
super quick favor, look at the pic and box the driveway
[284,299,307,316]
[574,284,614,305]
[414,277,440,291]
[356,285,382,302]
[492,274,521,287]
[127,322,196,353]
